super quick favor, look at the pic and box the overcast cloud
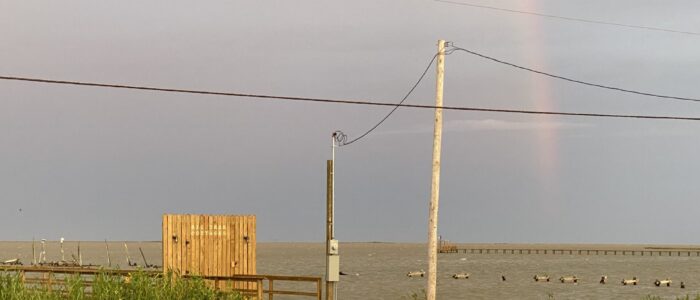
[1,0,699,244]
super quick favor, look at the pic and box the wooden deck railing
[0,266,322,300]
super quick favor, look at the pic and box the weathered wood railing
[205,274,322,300]
[0,266,322,299]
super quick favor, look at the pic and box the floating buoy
[533,275,550,282]
[559,276,578,283]
[655,279,672,287]
[407,270,425,278]
[2,258,20,265]
[681,281,686,289]
[452,272,470,279]
[621,277,638,285]
[600,276,607,284]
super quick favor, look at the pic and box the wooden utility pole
[325,159,337,300]
[427,39,446,300]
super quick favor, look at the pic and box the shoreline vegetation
[0,270,243,300]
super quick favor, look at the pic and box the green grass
[0,270,244,300]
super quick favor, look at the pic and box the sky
[1,0,699,244]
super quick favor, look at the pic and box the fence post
[269,279,274,300]
[48,272,53,292]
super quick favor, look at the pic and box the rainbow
[522,0,560,215]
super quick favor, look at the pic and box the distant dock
[437,240,700,256]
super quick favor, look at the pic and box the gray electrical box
[327,255,340,282]
[327,239,340,282]
[329,239,339,255]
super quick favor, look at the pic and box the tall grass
[0,270,244,300]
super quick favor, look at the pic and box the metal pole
[426,39,446,300]
[333,137,338,300]
[325,132,343,300]
[332,135,335,239]
[325,132,338,300]
[325,159,336,300]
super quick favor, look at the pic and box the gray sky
[1,0,699,243]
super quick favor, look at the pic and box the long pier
[439,247,700,256]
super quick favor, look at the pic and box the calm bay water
[1,241,698,299]
[258,243,700,300]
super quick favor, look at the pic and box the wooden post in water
[139,247,149,267]
[60,238,65,262]
[124,243,132,266]
[32,238,36,265]
[426,39,446,300]
[105,240,111,267]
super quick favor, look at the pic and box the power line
[434,0,700,36]
[448,46,700,103]
[340,53,438,146]
[1,75,699,122]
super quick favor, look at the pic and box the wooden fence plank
[183,214,188,275]
[239,215,244,290]
[204,215,210,277]
[178,215,183,274]
[167,214,173,273]
[248,215,258,274]
[246,216,252,291]
[209,216,219,276]
[208,215,214,278]
[201,214,206,276]
[224,216,230,278]
[162,215,167,272]
[234,215,241,289]
[216,215,222,280]
[194,215,199,275]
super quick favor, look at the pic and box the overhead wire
[339,53,438,146]
[434,0,700,36]
[1,75,699,121]
[448,45,700,103]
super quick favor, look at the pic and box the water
[258,243,700,299]
[1,241,698,299]
[0,241,161,268]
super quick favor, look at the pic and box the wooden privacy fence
[162,214,256,275]
[0,266,322,300]
[163,214,256,291]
